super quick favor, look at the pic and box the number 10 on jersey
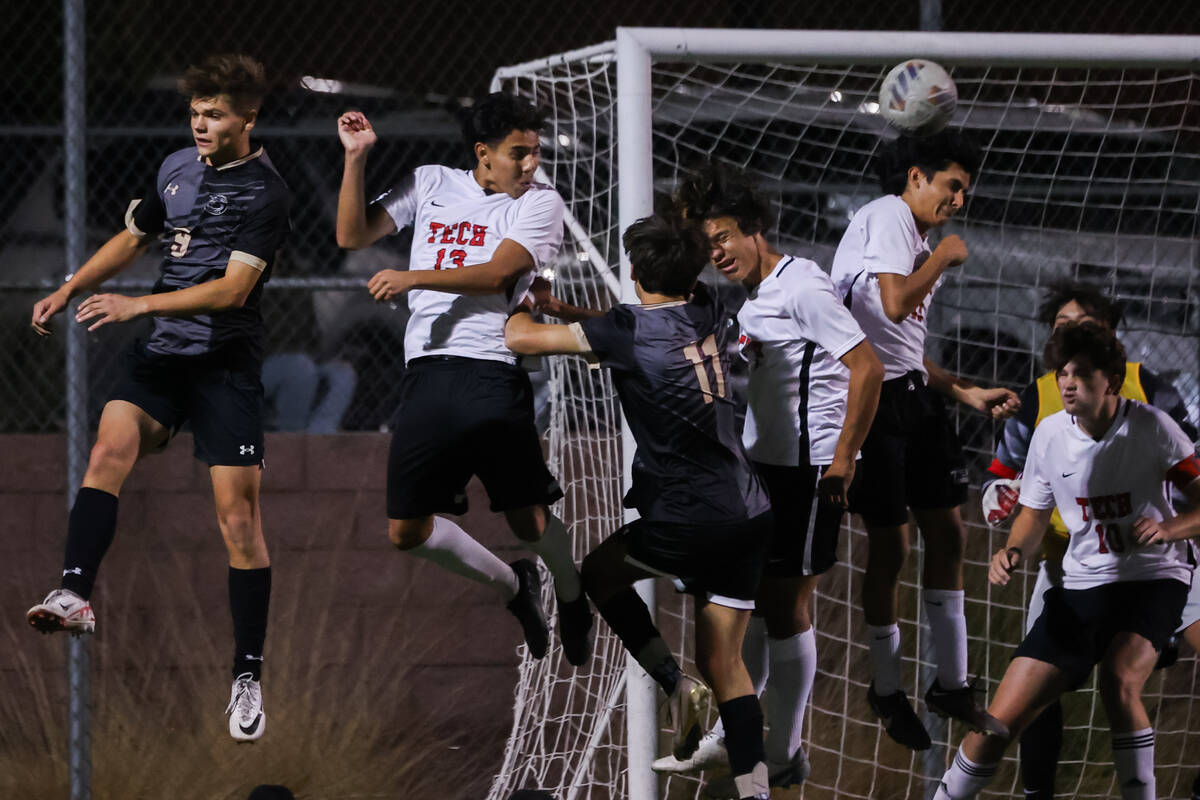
[683,334,727,404]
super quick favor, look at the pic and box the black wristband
[1005,546,1023,565]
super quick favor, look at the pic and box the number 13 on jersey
[683,334,727,404]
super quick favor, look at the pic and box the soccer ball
[879,59,957,135]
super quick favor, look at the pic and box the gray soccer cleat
[27,588,95,636]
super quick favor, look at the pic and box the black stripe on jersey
[795,341,817,467]
[774,256,795,278]
[843,269,865,310]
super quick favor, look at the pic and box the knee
[1097,667,1141,709]
[505,506,546,543]
[388,517,433,550]
[88,438,137,476]
[695,646,739,689]
[866,539,908,578]
[217,504,259,558]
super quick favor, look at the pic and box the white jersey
[377,165,565,364]
[830,194,937,380]
[737,255,867,467]
[1019,399,1198,590]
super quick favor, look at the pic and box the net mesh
[492,42,1200,799]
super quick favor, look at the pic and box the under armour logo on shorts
[240,445,255,455]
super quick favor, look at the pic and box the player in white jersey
[830,131,1019,748]
[653,164,883,794]
[934,322,1200,800]
[335,93,593,667]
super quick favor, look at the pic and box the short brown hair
[178,54,267,114]
[623,214,709,296]
[1043,321,1126,383]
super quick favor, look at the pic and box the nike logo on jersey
[1062,472,1076,477]
[430,200,445,206]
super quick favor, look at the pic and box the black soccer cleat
[925,680,1009,738]
[557,593,594,667]
[867,683,932,751]
[506,559,549,659]
[1155,635,1179,670]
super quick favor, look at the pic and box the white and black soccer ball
[879,59,957,135]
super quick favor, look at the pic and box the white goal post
[491,29,1200,800]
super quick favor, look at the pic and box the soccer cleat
[925,680,1009,737]
[652,730,729,774]
[506,559,549,659]
[1155,635,1179,670]
[703,748,810,798]
[868,683,932,751]
[27,589,95,636]
[556,593,594,667]
[226,672,265,742]
[665,674,712,761]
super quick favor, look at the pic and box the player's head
[178,54,267,166]
[622,214,709,298]
[876,130,981,231]
[675,162,772,285]
[462,93,545,199]
[1037,282,1123,331]
[1044,321,1126,416]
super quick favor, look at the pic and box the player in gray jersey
[26,55,289,742]
[506,215,774,800]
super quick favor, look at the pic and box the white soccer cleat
[27,589,95,635]
[703,748,811,798]
[226,672,266,742]
[652,730,729,774]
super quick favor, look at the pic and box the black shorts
[620,511,773,609]
[108,340,264,467]
[1014,579,1188,688]
[848,371,968,526]
[756,461,842,577]
[386,356,563,518]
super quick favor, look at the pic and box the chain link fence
[3,1,1198,437]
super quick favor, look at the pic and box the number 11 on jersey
[683,334,726,404]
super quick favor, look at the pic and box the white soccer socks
[522,513,582,602]
[409,516,519,599]
[764,627,817,767]
[924,589,969,689]
[933,746,998,799]
[1112,728,1156,800]
[866,623,902,695]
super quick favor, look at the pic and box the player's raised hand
[988,546,1022,586]
[933,234,968,267]
[338,111,377,155]
[75,293,148,331]
[1132,516,1173,545]
[367,269,411,302]
[960,385,1020,419]
[31,289,70,336]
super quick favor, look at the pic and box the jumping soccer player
[26,54,289,742]
[830,130,1019,749]
[934,321,1200,800]
[655,164,883,794]
[335,94,593,666]
[982,282,1200,799]
[506,214,774,800]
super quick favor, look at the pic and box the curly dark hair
[461,93,545,151]
[673,161,770,237]
[876,129,982,195]
[622,214,709,297]
[1036,282,1123,330]
[1043,321,1126,383]
[178,54,267,114]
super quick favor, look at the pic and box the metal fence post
[63,1,91,798]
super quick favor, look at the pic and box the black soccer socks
[718,694,767,779]
[60,487,119,600]
[229,566,271,680]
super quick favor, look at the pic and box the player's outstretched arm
[1134,477,1200,545]
[876,234,967,323]
[822,340,884,507]
[75,259,263,331]
[505,309,592,357]
[369,238,537,301]
[526,277,604,322]
[923,356,1020,420]
[989,504,1053,585]
[336,111,396,250]
[32,229,148,335]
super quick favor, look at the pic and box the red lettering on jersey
[440,224,457,244]
[1114,492,1132,518]
[455,221,472,245]
[1075,497,1090,522]
[1092,495,1112,520]
[470,224,487,246]
[910,302,925,322]
[427,222,445,244]
[1168,454,1200,491]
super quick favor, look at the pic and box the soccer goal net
[489,29,1200,800]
